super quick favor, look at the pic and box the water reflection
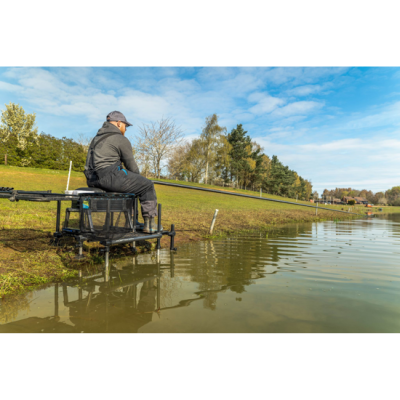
[1,214,400,333]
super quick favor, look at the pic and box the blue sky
[1,67,400,194]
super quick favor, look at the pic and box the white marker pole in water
[209,209,219,235]
[66,161,72,191]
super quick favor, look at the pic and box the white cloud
[248,92,285,115]
[0,81,23,92]
[286,84,323,96]
[232,112,254,122]
[262,67,348,85]
[264,127,308,141]
[196,68,235,82]
[343,101,400,130]
[271,101,324,117]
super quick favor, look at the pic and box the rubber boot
[136,220,144,230]
[143,217,163,233]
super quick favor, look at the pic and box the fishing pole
[152,181,366,216]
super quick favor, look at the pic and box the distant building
[333,198,341,204]
[353,197,367,204]
[342,196,355,203]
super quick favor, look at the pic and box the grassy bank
[1,165,399,297]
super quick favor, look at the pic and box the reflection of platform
[0,252,202,333]
[0,262,162,333]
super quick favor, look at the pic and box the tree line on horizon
[317,187,400,206]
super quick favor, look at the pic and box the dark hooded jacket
[85,121,139,174]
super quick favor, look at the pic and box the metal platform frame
[0,189,177,270]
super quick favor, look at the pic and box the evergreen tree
[227,124,252,186]
[263,155,296,197]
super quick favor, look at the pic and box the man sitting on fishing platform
[84,111,161,233]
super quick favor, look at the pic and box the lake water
[1,214,400,333]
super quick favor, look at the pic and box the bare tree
[167,141,190,180]
[167,139,208,182]
[76,133,92,152]
[184,139,207,182]
[136,118,184,179]
[137,154,153,178]
[126,136,151,178]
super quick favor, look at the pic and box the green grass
[1,164,400,297]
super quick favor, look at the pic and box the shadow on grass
[0,227,160,297]
[0,228,55,253]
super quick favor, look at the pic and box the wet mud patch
[0,229,53,252]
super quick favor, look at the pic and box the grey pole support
[170,251,175,278]
[157,203,162,250]
[134,197,138,232]
[209,209,219,234]
[169,224,176,251]
[157,203,162,232]
[75,240,84,260]
[56,200,61,234]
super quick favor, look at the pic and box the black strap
[85,132,121,173]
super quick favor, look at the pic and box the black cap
[106,111,132,127]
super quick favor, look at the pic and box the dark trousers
[93,163,158,218]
